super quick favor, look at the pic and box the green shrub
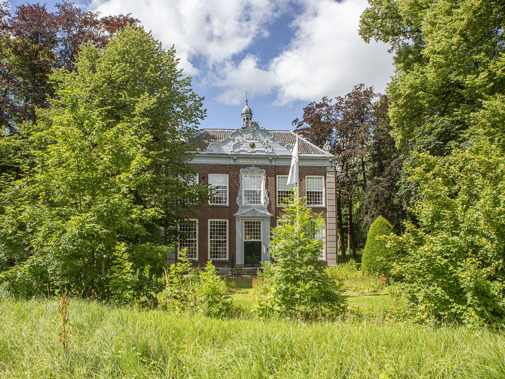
[158,250,233,318]
[198,261,234,317]
[362,216,395,276]
[390,147,505,325]
[254,192,347,321]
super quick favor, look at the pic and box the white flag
[287,134,299,187]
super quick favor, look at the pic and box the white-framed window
[208,174,228,206]
[178,219,198,260]
[306,176,324,206]
[244,220,262,241]
[184,173,198,185]
[242,174,263,205]
[181,173,199,204]
[208,219,228,260]
[315,223,326,260]
[276,175,293,206]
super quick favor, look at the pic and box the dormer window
[242,174,263,205]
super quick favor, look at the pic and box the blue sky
[7,0,394,131]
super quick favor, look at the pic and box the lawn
[1,296,504,378]
[228,276,405,320]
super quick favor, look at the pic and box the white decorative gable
[205,121,293,156]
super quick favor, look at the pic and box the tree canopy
[0,26,206,300]
[0,1,138,133]
[255,193,347,321]
[361,0,505,324]
[294,85,403,257]
[360,0,505,155]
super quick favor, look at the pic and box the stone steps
[229,267,262,276]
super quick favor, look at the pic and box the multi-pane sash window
[209,174,228,205]
[276,175,293,206]
[306,176,324,206]
[244,220,262,240]
[178,219,198,259]
[209,220,228,260]
[184,173,198,185]
[243,174,263,205]
[315,223,326,260]
[182,173,199,204]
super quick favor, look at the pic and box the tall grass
[1,298,504,378]
[327,260,386,294]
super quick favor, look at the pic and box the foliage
[255,193,347,321]
[294,85,377,257]
[294,86,403,256]
[362,98,405,233]
[361,0,505,326]
[198,261,234,317]
[389,145,505,325]
[0,27,204,300]
[0,1,138,133]
[327,260,387,294]
[360,0,505,154]
[158,250,234,318]
[48,25,208,242]
[362,216,396,276]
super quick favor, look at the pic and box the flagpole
[287,133,300,242]
[287,133,299,191]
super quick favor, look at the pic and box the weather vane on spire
[244,88,248,104]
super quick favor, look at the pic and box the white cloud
[212,0,394,104]
[90,0,393,105]
[215,55,275,104]
[90,0,286,74]
[269,0,394,104]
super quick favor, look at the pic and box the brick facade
[177,104,336,269]
[187,164,328,267]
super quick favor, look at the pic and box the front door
[244,220,262,267]
[244,241,261,267]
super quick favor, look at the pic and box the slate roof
[191,129,328,155]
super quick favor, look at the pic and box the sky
[7,0,394,131]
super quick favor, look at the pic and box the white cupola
[241,98,253,127]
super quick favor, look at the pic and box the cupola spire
[241,88,252,127]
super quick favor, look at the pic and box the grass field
[1,280,505,378]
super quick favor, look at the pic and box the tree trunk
[336,188,346,260]
[163,225,169,246]
[347,194,356,259]
[361,156,367,190]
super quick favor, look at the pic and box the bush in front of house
[362,216,395,277]
[158,250,233,318]
[254,191,347,321]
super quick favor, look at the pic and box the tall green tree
[0,1,138,193]
[50,26,207,242]
[0,27,206,300]
[294,85,401,256]
[363,96,404,233]
[0,1,138,133]
[360,0,505,155]
[255,193,347,321]
[361,0,505,324]
[391,141,505,325]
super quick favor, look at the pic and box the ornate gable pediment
[205,121,292,156]
[234,207,272,218]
